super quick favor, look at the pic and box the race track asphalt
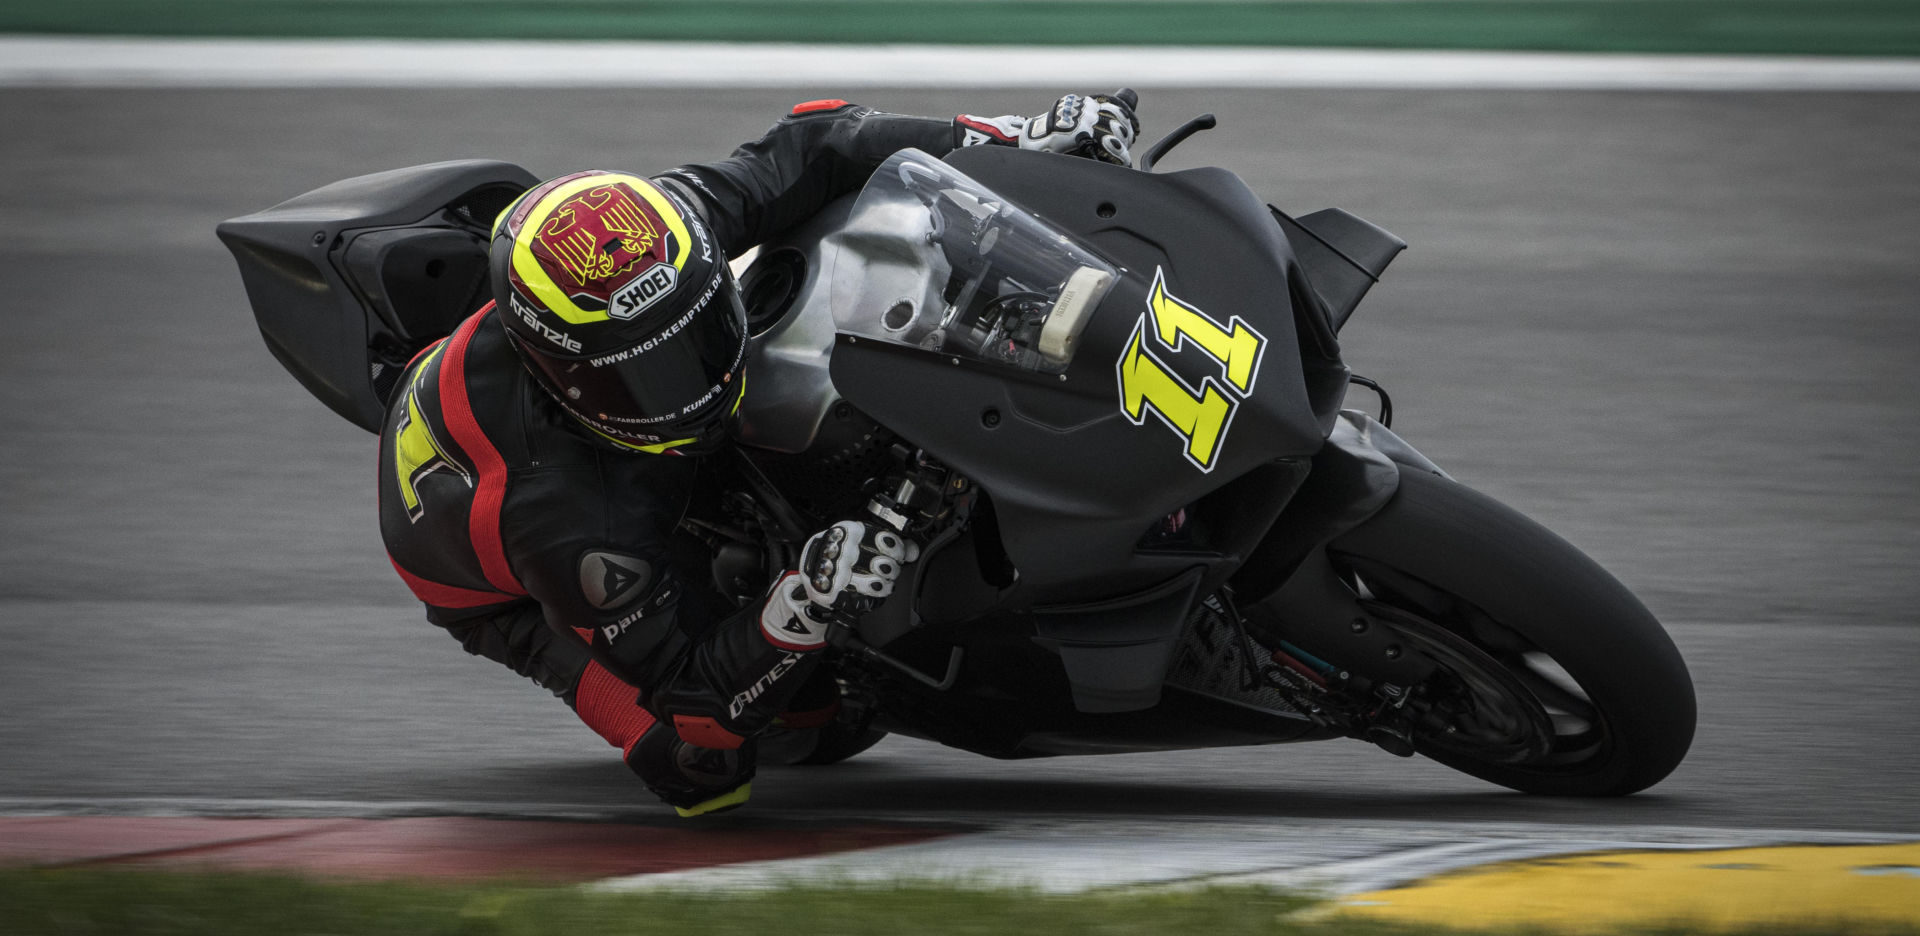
[2,88,1916,833]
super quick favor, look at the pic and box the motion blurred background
[2,0,1917,848]
[5,0,1920,54]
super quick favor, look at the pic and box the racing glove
[759,520,921,651]
[956,90,1141,167]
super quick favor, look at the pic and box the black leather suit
[377,101,968,807]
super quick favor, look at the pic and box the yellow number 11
[1114,269,1268,472]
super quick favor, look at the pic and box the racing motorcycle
[218,106,1695,797]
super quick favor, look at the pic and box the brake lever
[1139,113,1217,172]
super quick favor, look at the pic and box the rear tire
[796,724,889,766]
[761,722,888,767]
[1329,469,1695,796]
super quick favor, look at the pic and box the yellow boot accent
[674,782,751,818]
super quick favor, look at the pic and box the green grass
[2,868,1918,936]
[4,1,1920,56]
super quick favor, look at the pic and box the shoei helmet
[490,171,745,454]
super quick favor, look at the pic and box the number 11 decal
[1114,268,1269,472]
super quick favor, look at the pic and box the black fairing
[831,147,1345,606]
[217,160,536,432]
[1274,207,1407,333]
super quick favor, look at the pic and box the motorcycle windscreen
[830,149,1118,375]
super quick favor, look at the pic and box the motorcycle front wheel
[1327,469,1696,796]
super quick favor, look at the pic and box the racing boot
[638,520,915,815]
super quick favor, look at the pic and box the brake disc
[1363,600,1555,764]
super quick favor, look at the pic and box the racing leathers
[379,98,1131,816]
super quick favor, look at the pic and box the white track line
[4,37,1920,90]
[590,819,1915,894]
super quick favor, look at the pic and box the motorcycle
[218,107,1695,796]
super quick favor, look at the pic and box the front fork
[1230,410,1454,752]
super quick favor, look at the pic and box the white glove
[956,90,1140,167]
[758,520,921,651]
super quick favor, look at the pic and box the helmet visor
[511,269,747,443]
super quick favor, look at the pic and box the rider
[378,93,1139,815]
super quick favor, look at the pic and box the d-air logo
[603,578,677,644]
[1115,268,1269,472]
[393,344,472,522]
[536,184,664,286]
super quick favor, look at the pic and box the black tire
[795,724,889,766]
[760,721,888,766]
[1328,469,1695,796]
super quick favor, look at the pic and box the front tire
[1328,469,1695,796]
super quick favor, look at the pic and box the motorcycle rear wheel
[795,724,889,766]
[1327,469,1695,796]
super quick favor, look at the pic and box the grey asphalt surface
[2,89,1916,834]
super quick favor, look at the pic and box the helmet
[490,171,746,454]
